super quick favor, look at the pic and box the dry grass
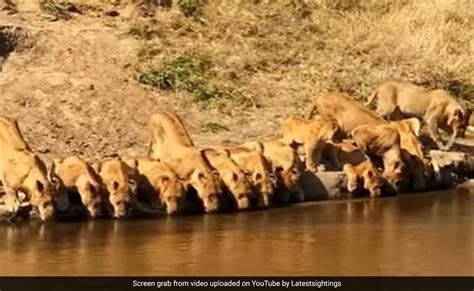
[1,0,473,158]
[126,0,474,116]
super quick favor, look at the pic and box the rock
[105,10,119,17]
[300,170,349,201]
[456,179,474,194]
[0,202,32,222]
[429,150,473,187]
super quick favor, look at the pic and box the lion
[123,157,186,215]
[307,92,405,191]
[322,140,384,197]
[49,156,104,218]
[307,92,387,133]
[281,116,339,173]
[350,124,405,192]
[366,80,472,150]
[0,116,55,221]
[227,142,275,208]
[147,112,223,213]
[390,118,433,191]
[244,139,305,203]
[201,148,252,210]
[92,156,138,218]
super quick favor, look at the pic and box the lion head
[361,166,384,197]
[26,160,55,221]
[156,171,187,215]
[75,175,104,218]
[187,158,223,213]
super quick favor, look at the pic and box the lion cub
[281,116,339,173]
[390,118,432,191]
[367,80,472,150]
[0,116,56,221]
[351,124,405,192]
[244,139,304,203]
[201,148,252,210]
[124,157,186,215]
[323,140,384,197]
[50,156,104,218]
[93,156,138,218]
[147,112,223,213]
[227,142,276,208]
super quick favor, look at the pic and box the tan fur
[399,117,422,137]
[308,92,405,191]
[308,92,387,132]
[202,148,252,210]
[390,118,432,191]
[50,156,104,218]
[367,81,472,150]
[351,124,405,192]
[323,140,384,197]
[227,142,275,208]
[245,139,305,203]
[147,112,223,213]
[0,116,55,220]
[281,116,338,173]
[94,157,138,218]
[124,157,186,215]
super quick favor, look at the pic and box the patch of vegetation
[200,122,229,134]
[39,0,81,21]
[139,53,210,91]
[139,53,237,105]
[178,0,202,19]
[136,43,162,61]
[127,20,162,40]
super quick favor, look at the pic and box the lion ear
[183,181,193,192]
[222,148,231,157]
[465,108,472,121]
[159,175,170,185]
[91,161,101,174]
[253,141,264,153]
[240,141,263,153]
[48,159,61,186]
[406,118,421,137]
[454,109,463,118]
[123,158,138,170]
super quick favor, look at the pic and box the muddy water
[0,191,473,276]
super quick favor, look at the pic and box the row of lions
[0,81,470,221]
[303,80,471,196]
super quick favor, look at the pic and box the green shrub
[178,0,202,19]
[200,122,229,133]
[139,53,230,104]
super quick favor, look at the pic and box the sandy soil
[0,6,260,165]
[0,1,473,167]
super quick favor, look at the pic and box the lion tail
[48,158,61,185]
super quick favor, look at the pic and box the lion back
[0,116,31,152]
[148,111,195,148]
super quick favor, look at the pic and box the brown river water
[0,191,473,276]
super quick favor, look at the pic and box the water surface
[1,191,473,276]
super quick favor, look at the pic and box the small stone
[105,10,119,17]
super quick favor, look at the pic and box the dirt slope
[0,0,473,163]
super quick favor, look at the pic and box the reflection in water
[0,191,473,275]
